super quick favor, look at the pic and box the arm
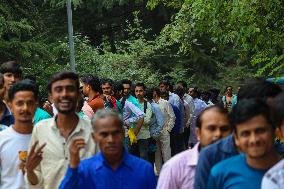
[166,102,176,132]
[146,163,157,189]
[156,163,178,189]
[124,101,145,126]
[144,102,153,125]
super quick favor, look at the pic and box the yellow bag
[128,128,137,145]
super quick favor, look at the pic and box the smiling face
[93,116,124,158]
[234,115,275,159]
[50,78,79,114]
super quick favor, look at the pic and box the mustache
[20,112,32,116]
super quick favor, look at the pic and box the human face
[50,79,79,114]
[93,117,124,157]
[81,83,90,97]
[234,115,275,159]
[196,109,231,147]
[0,77,5,99]
[102,83,112,96]
[226,87,233,95]
[3,72,21,90]
[10,91,37,123]
[188,88,195,98]
[159,83,167,92]
[122,84,131,97]
[152,91,159,103]
[135,86,145,100]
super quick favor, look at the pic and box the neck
[105,149,123,170]
[13,121,33,134]
[227,93,233,97]
[138,98,144,103]
[56,112,79,130]
[246,148,282,169]
[88,91,100,100]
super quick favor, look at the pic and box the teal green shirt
[34,108,52,125]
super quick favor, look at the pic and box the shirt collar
[51,114,83,134]
[95,149,134,171]
[187,142,200,166]
[219,134,238,154]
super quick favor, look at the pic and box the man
[193,78,283,189]
[101,79,122,112]
[121,79,140,108]
[0,80,38,188]
[262,92,284,189]
[80,74,104,113]
[157,105,231,189]
[207,99,282,189]
[188,87,208,146]
[25,71,98,189]
[59,109,157,189]
[152,87,176,174]
[176,81,195,148]
[135,83,152,161]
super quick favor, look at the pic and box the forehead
[51,78,77,89]
[236,115,271,132]
[102,83,111,87]
[122,84,130,88]
[201,109,228,125]
[94,117,122,131]
[13,91,36,101]
[135,86,144,91]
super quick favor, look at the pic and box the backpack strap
[144,100,147,114]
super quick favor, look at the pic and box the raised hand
[69,138,86,168]
[26,141,46,172]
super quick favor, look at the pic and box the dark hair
[8,79,39,101]
[145,88,153,102]
[224,86,233,93]
[0,61,22,76]
[271,92,284,129]
[177,81,188,89]
[135,82,146,90]
[121,79,132,86]
[152,87,161,97]
[175,86,185,97]
[159,80,169,86]
[230,98,274,132]
[161,91,169,100]
[196,105,228,128]
[101,78,114,86]
[80,74,101,93]
[47,71,79,93]
[0,73,4,89]
[238,78,281,101]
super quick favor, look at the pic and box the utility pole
[67,0,76,72]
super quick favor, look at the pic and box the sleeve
[261,175,280,189]
[124,102,145,126]
[206,169,219,189]
[25,126,43,189]
[187,99,195,127]
[184,102,191,128]
[166,102,176,132]
[144,102,153,125]
[59,166,85,189]
[156,163,178,189]
[193,148,215,189]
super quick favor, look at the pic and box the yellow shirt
[26,116,98,189]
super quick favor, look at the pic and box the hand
[69,138,86,168]
[26,141,46,172]
[43,101,53,116]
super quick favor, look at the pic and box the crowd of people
[0,60,283,189]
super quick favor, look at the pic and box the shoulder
[128,153,153,171]
[34,118,55,129]
[263,159,284,185]
[211,154,243,176]
[163,149,191,170]
[0,126,12,138]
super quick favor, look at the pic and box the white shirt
[157,98,176,133]
[0,127,31,189]
[26,116,98,189]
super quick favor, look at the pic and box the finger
[29,141,39,154]
[73,138,85,143]
[35,143,46,155]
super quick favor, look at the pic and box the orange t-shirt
[88,96,104,113]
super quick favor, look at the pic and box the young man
[80,74,104,113]
[101,79,122,112]
[262,92,284,189]
[207,99,282,189]
[157,105,231,189]
[25,71,98,189]
[193,78,282,189]
[0,80,38,188]
[135,83,152,161]
[59,109,157,189]
[152,87,176,174]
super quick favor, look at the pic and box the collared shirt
[137,101,152,140]
[0,102,14,126]
[88,95,104,113]
[157,142,200,189]
[157,98,175,133]
[193,135,238,189]
[149,102,164,138]
[26,116,98,189]
[59,150,157,189]
[183,94,195,123]
[262,159,284,189]
[169,92,185,130]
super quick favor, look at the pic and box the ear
[233,132,240,147]
[275,128,284,143]
[92,132,96,143]
[7,101,13,113]
[196,127,201,141]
